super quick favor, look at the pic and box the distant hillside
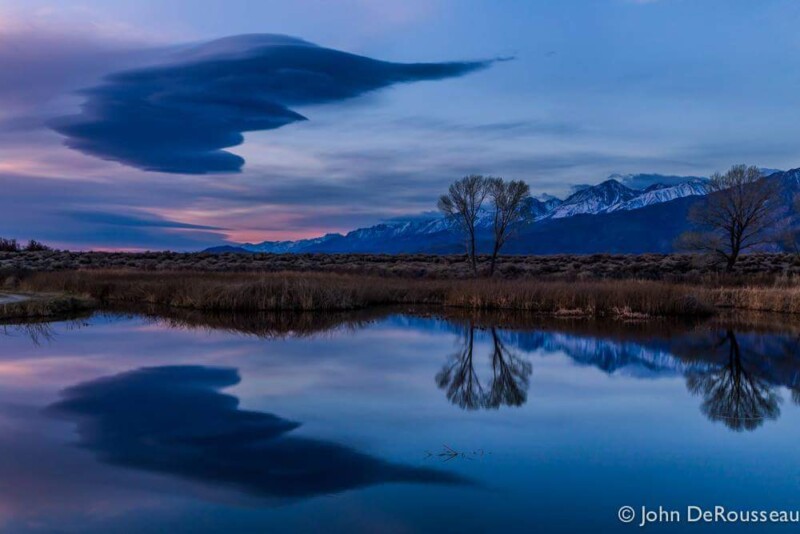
[206,169,798,255]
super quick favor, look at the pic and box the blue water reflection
[436,327,532,410]
[49,365,467,500]
[0,311,798,532]
[433,318,800,431]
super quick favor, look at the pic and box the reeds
[0,293,92,320]
[710,286,800,314]
[18,270,723,318]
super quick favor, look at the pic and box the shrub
[24,240,51,252]
[0,238,19,252]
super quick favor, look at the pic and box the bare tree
[781,193,800,257]
[438,175,489,275]
[487,178,530,276]
[677,164,784,271]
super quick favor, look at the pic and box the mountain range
[206,169,799,255]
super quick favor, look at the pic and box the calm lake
[0,310,799,533]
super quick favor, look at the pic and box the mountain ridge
[206,169,795,255]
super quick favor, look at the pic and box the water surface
[0,310,799,533]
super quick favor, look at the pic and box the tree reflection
[1,322,56,346]
[486,329,531,408]
[436,323,483,409]
[685,330,780,432]
[436,325,532,410]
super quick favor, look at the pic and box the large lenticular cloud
[51,34,494,174]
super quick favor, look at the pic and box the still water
[0,310,799,533]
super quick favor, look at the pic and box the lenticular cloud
[52,34,493,174]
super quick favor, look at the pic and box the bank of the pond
[0,291,94,320]
[15,269,800,319]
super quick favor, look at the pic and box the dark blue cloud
[51,34,494,174]
[62,210,226,231]
[48,365,467,500]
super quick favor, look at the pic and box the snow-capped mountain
[546,179,640,219]
[240,234,339,253]
[605,178,709,213]
[544,176,710,219]
[205,169,796,255]
[527,195,563,218]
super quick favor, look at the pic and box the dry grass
[18,270,721,318]
[0,293,93,321]
[710,286,800,314]
[438,278,714,316]
[21,269,800,318]
[19,271,443,311]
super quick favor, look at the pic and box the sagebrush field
[3,251,800,280]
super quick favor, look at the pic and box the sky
[2,0,800,250]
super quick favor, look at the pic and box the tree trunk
[489,240,501,276]
[726,240,741,272]
[726,250,739,272]
[470,230,478,275]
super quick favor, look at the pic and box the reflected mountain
[428,316,800,430]
[511,324,797,431]
[48,366,468,501]
[125,306,388,339]
[512,324,797,432]
[436,325,532,410]
[23,306,800,431]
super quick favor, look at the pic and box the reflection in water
[2,322,56,345]
[2,317,90,345]
[0,311,798,532]
[436,325,532,410]
[16,309,800,433]
[685,330,781,432]
[48,366,468,501]
[428,315,800,431]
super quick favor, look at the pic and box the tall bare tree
[677,164,784,271]
[487,178,531,276]
[438,175,489,275]
[781,193,800,257]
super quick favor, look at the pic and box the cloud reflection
[48,365,468,500]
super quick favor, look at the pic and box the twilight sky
[2,0,800,250]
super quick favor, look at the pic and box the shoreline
[0,291,93,321]
[9,269,800,319]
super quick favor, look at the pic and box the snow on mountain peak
[605,179,709,213]
[544,175,712,219]
[547,179,639,219]
[211,169,785,254]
